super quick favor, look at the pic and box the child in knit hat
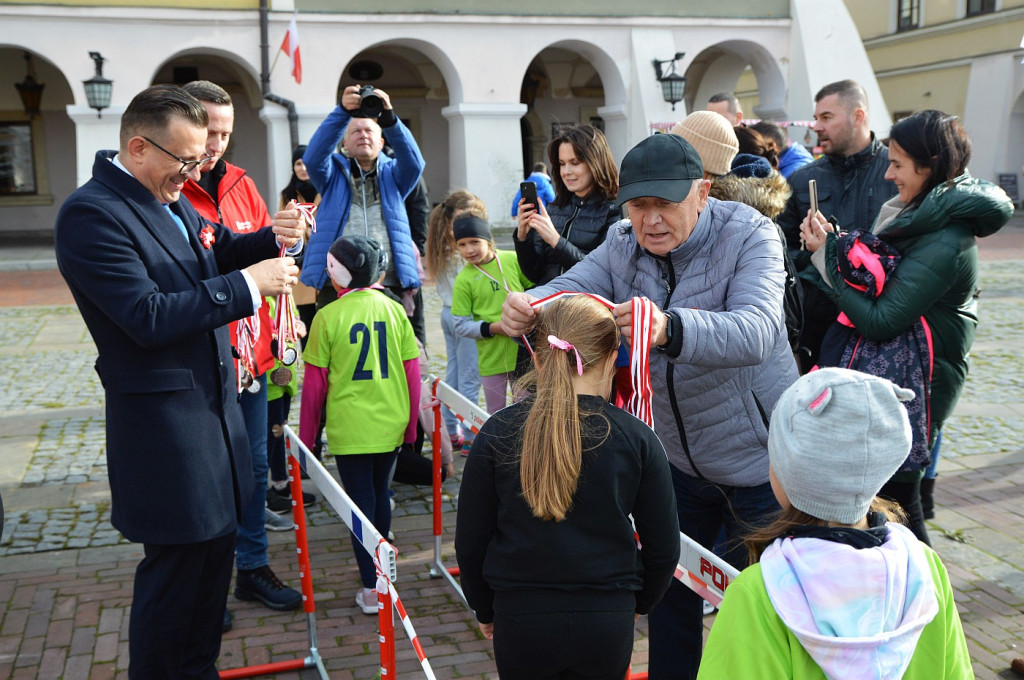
[698,367,971,680]
[450,215,532,415]
[298,233,421,616]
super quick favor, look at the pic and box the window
[897,0,920,31]
[967,0,996,15]
[0,122,36,195]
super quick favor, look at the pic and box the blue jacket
[778,141,815,179]
[301,106,425,290]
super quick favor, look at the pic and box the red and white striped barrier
[219,427,436,679]
[425,376,739,609]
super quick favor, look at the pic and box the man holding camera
[301,85,426,340]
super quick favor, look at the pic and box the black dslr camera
[357,85,384,118]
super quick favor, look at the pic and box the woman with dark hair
[799,110,1013,543]
[734,125,780,170]
[279,144,319,208]
[513,124,621,286]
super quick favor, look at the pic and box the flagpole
[269,49,281,77]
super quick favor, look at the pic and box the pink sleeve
[403,357,421,444]
[299,364,329,451]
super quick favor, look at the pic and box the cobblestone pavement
[1,222,1023,678]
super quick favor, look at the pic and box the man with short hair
[502,133,798,679]
[55,84,304,679]
[301,85,426,341]
[777,79,897,371]
[181,80,304,620]
[706,91,744,126]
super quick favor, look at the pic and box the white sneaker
[355,588,378,615]
[702,600,717,616]
[264,507,293,532]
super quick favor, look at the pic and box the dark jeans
[648,465,780,680]
[236,374,268,570]
[880,475,931,546]
[129,532,235,679]
[492,592,635,680]
[334,449,399,588]
[267,394,292,483]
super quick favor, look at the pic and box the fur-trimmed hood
[710,171,792,220]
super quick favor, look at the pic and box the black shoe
[266,485,317,513]
[222,608,233,633]
[234,565,303,611]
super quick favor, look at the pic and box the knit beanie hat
[729,153,772,179]
[453,215,493,242]
[292,144,307,164]
[768,367,915,524]
[326,234,381,288]
[669,111,739,177]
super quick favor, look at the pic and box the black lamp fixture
[83,51,113,118]
[653,52,687,110]
[15,52,45,119]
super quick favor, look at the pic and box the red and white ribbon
[525,291,655,427]
[235,313,260,392]
[626,297,655,428]
[295,202,318,234]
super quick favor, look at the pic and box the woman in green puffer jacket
[798,109,1013,544]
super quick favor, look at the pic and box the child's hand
[445,462,455,479]
[489,320,504,336]
[294,319,307,339]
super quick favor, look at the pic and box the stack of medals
[236,313,261,393]
[269,202,317,388]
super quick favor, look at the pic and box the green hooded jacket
[806,172,1013,434]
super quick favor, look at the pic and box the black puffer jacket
[778,136,897,270]
[513,193,621,285]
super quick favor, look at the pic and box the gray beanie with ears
[768,367,915,524]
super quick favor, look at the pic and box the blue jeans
[441,305,480,440]
[925,429,942,479]
[335,449,399,588]
[647,464,780,680]
[236,374,269,571]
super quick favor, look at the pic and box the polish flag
[280,16,302,84]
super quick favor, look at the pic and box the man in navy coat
[55,84,304,680]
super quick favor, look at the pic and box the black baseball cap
[616,133,704,206]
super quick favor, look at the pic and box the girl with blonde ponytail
[455,295,680,679]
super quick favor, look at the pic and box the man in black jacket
[777,79,897,371]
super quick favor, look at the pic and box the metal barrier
[219,427,435,679]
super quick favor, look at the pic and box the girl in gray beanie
[698,368,971,680]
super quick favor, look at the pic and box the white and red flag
[280,16,302,84]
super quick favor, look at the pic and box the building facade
[1,0,882,235]
[846,0,1024,203]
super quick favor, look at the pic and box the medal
[245,376,262,394]
[281,346,297,366]
[240,370,253,389]
[270,366,293,386]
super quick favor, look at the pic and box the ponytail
[519,296,619,521]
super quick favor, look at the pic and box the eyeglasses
[142,136,213,175]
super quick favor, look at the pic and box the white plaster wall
[963,53,1021,185]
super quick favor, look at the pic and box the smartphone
[520,181,539,211]
[808,179,818,217]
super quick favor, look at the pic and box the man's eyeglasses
[142,136,213,175]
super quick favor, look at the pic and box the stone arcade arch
[683,39,787,122]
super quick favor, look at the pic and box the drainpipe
[260,0,299,149]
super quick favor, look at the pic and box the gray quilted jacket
[530,198,799,486]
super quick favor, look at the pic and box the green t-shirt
[303,289,419,455]
[451,249,532,377]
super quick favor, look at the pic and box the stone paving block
[37,647,67,680]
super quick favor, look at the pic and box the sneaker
[264,507,293,532]
[460,442,472,457]
[450,433,465,449]
[702,600,717,616]
[234,565,303,611]
[266,485,316,513]
[222,608,233,633]
[355,588,378,615]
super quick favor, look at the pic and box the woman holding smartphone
[513,124,621,286]
[799,110,1012,543]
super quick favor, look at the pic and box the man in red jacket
[182,80,302,625]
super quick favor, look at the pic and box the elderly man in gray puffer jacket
[502,133,799,680]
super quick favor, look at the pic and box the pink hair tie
[547,334,583,376]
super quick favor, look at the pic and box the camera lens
[358,85,383,118]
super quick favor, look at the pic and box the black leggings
[879,476,931,546]
[492,592,635,680]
